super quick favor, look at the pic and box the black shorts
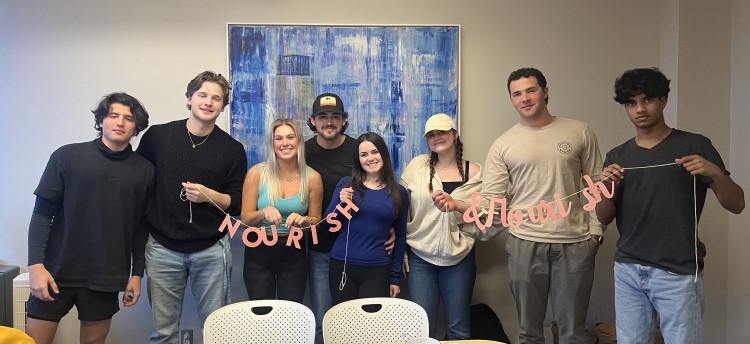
[26,286,120,322]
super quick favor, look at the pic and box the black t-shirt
[305,135,357,252]
[604,129,726,274]
[29,139,154,292]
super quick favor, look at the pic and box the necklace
[438,161,456,171]
[187,123,210,148]
[281,174,299,182]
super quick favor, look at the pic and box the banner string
[474,162,679,216]
[183,161,699,282]
[464,161,699,283]
[180,187,330,231]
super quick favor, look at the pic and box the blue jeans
[308,250,332,344]
[146,235,232,344]
[407,247,476,340]
[614,262,704,344]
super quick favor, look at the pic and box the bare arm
[240,165,280,226]
[676,155,745,214]
[306,170,324,225]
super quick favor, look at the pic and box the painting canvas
[228,24,460,176]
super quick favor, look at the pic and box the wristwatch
[591,234,604,245]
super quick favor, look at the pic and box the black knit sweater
[137,119,247,253]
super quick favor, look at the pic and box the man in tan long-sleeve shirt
[481,67,605,344]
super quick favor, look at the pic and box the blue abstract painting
[228,24,459,177]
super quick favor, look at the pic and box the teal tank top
[257,165,310,234]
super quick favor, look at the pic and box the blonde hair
[262,118,310,205]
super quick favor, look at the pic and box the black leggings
[243,239,307,302]
[329,258,390,305]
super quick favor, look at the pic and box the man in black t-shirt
[304,93,358,344]
[597,68,745,344]
[26,93,153,344]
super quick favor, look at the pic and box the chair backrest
[204,300,315,344]
[323,297,429,344]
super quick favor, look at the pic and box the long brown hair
[347,132,402,217]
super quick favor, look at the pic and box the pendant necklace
[187,122,210,148]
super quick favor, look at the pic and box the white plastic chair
[203,300,315,344]
[322,297,429,344]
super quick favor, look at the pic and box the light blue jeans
[308,250,332,344]
[614,262,704,344]
[146,235,231,344]
[407,247,476,339]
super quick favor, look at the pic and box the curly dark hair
[613,68,671,104]
[92,92,149,137]
[507,67,549,104]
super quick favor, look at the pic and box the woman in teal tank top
[240,118,323,302]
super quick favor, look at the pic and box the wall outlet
[180,329,193,344]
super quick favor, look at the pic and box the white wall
[0,0,744,343]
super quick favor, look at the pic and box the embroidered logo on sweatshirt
[557,141,572,154]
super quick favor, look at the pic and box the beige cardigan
[400,154,496,266]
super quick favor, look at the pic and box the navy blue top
[325,177,408,285]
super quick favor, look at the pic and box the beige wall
[0,0,744,343]
[672,1,732,342]
[728,0,750,339]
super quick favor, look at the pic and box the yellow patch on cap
[320,96,337,107]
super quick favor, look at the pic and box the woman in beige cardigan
[400,114,485,340]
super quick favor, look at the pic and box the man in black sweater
[26,92,154,344]
[137,71,247,344]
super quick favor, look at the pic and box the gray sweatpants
[506,234,598,344]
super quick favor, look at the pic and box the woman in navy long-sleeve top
[324,132,408,304]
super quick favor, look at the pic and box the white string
[477,162,679,215]
[693,175,698,283]
[339,219,351,291]
[182,186,328,231]
[473,161,700,283]
[179,188,193,223]
[622,162,677,170]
